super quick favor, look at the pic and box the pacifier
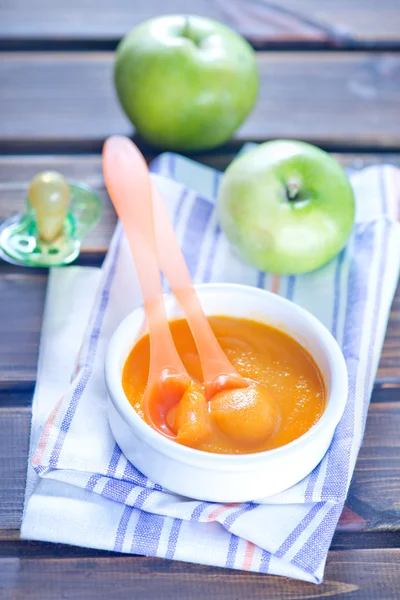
[0,170,102,267]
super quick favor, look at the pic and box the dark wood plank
[1,400,400,536]
[0,264,399,387]
[0,273,47,385]
[345,402,400,531]
[379,278,400,383]
[1,0,400,48]
[0,407,30,531]
[2,152,400,190]
[1,550,400,599]
[1,52,400,152]
[3,531,400,559]
[2,152,400,254]
[1,174,399,384]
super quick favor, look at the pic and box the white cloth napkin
[22,153,400,584]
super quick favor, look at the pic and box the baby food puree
[122,316,325,454]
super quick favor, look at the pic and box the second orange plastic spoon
[151,183,279,446]
[151,184,247,399]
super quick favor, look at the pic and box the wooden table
[1,1,400,598]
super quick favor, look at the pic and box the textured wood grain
[0,273,47,385]
[1,52,400,152]
[0,0,399,47]
[1,400,400,535]
[378,281,400,384]
[0,408,30,531]
[1,152,400,188]
[224,0,400,46]
[1,550,400,599]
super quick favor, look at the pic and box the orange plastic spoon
[151,184,247,399]
[103,136,191,437]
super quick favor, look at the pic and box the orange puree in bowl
[122,317,325,455]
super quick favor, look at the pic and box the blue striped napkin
[22,153,400,583]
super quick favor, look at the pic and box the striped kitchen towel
[22,153,400,584]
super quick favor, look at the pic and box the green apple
[114,15,259,151]
[217,140,355,275]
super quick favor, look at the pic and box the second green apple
[217,140,355,275]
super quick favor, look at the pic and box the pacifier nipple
[28,171,70,243]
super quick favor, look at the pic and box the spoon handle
[152,183,247,398]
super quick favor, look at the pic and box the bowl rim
[105,282,348,470]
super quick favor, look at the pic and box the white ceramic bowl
[105,283,348,502]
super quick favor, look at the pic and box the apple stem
[286,180,300,201]
[183,16,191,39]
